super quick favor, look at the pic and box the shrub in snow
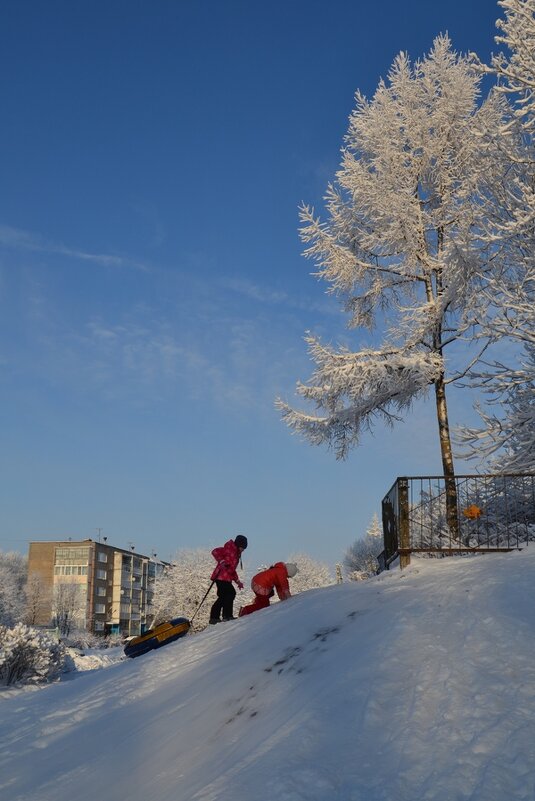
[0,624,75,686]
[64,631,123,650]
[344,540,380,579]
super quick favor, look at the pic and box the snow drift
[1,548,535,801]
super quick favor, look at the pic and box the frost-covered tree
[0,552,27,627]
[485,1,535,334]
[285,553,334,594]
[457,1,535,472]
[488,0,535,125]
[457,346,535,472]
[53,583,86,637]
[458,249,535,471]
[24,573,46,626]
[152,548,244,632]
[366,513,383,540]
[344,516,384,579]
[277,36,523,531]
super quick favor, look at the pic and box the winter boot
[222,615,236,621]
[209,617,220,625]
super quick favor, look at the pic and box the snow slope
[1,549,535,801]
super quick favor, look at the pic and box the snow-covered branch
[456,346,535,472]
[277,339,442,459]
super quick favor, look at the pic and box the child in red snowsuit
[238,562,298,617]
[209,535,247,624]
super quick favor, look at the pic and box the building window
[55,547,90,564]
[94,621,105,631]
[54,565,88,576]
[97,587,106,597]
[95,604,106,614]
[98,552,107,563]
[96,569,106,580]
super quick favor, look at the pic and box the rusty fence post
[398,478,411,569]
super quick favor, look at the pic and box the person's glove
[237,580,244,590]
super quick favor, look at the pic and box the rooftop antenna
[96,527,103,543]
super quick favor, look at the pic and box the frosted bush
[285,553,334,594]
[65,631,123,650]
[344,514,383,579]
[344,535,381,579]
[153,548,219,633]
[0,624,75,686]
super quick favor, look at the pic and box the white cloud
[0,224,150,272]
[220,275,339,316]
[221,277,289,304]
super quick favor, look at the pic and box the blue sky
[1,0,500,568]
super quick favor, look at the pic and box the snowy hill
[1,549,535,801]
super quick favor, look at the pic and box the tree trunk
[430,235,459,540]
[434,373,459,538]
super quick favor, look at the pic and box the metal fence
[381,474,535,569]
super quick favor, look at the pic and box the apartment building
[27,539,167,636]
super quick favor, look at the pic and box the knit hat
[285,562,298,578]
[234,535,248,550]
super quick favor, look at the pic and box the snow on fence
[381,474,535,569]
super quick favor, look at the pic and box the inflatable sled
[124,617,191,658]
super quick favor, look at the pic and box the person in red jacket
[209,535,248,624]
[238,562,298,617]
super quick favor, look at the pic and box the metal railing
[381,474,535,569]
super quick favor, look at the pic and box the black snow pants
[210,580,236,620]
[210,579,236,620]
